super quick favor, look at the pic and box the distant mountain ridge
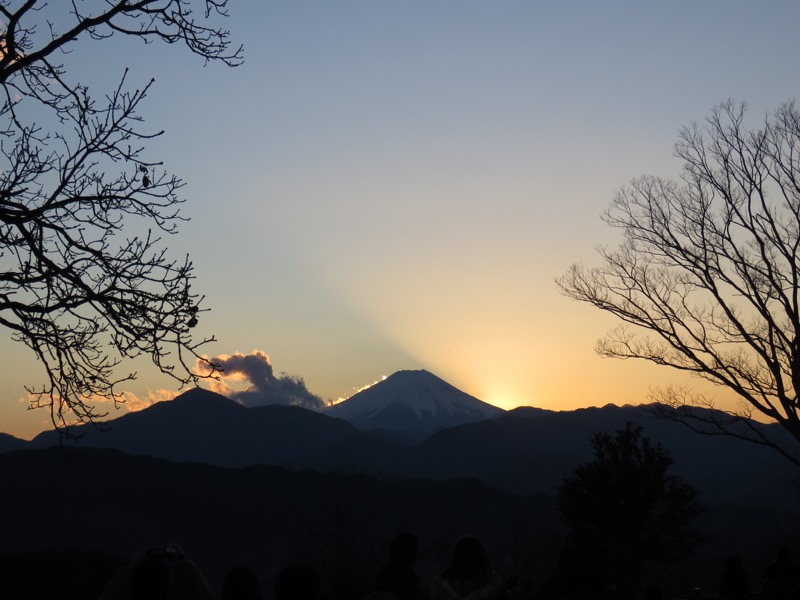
[2,372,798,599]
[0,432,28,453]
[30,387,361,467]
[324,369,506,432]
[2,371,796,508]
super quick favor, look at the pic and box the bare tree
[557,100,800,465]
[0,1,242,430]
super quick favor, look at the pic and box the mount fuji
[324,369,505,433]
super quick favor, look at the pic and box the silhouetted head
[275,564,321,600]
[442,535,493,582]
[224,566,263,600]
[389,533,419,567]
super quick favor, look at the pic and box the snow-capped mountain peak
[325,369,505,433]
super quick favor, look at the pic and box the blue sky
[3,2,799,438]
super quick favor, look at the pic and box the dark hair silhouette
[442,535,493,582]
[718,555,748,600]
[100,544,213,600]
[431,535,501,600]
[224,566,263,600]
[275,564,321,600]
[504,575,535,600]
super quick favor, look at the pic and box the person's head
[443,535,492,582]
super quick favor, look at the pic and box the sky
[2,1,800,439]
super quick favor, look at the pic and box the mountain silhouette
[288,402,796,507]
[3,375,799,599]
[325,369,505,432]
[30,387,360,467]
[7,374,796,508]
[402,403,798,506]
[0,431,28,452]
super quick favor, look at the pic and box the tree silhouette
[0,1,242,429]
[557,422,702,578]
[557,100,800,465]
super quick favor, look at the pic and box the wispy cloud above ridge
[70,350,325,415]
[24,388,180,421]
[201,349,325,410]
[119,389,179,412]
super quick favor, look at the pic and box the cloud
[120,389,179,412]
[204,350,325,410]
[23,388,179,417]
[37,350,324,417]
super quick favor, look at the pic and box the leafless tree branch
[0,1,242,431]
[557,100,800,463]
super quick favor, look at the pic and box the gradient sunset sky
[3,2,799,439]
